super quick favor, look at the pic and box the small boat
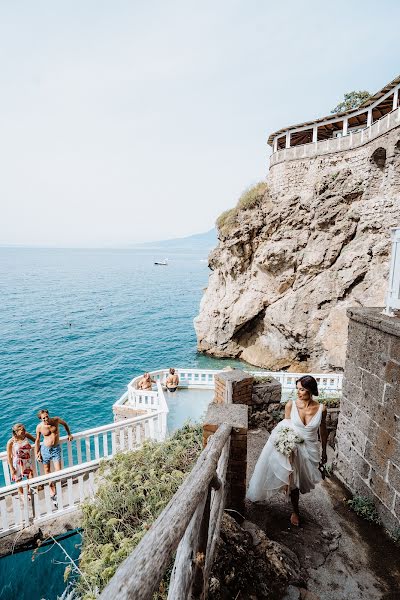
[154,259,168,266]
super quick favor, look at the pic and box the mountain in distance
[137,228,218,251]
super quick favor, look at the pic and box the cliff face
[195,128,400,371]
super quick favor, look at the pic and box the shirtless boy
[137,372,155,390]
[35,409,73,503]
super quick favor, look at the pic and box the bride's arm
[284,400,292,419]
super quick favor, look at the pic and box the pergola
[268,75,400,152]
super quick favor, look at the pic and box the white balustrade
[271,106,400,167]
[0,412,164,509]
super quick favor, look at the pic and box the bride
[246,375,328,526]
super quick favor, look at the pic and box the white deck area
[0,367,342,537]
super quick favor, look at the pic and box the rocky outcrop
[208,513,303,599]
[195,127,400,371]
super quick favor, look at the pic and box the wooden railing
[99,424,232,600]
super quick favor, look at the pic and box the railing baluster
[0,498,8,532]
[78,475,85,502]
[67,477,74,508]
[56,480,63,511]
[94,435,100,460]
[148,419,155,440]
[111,431,117,455]
[103,433,109,457]
[67,441,73,467]
[85,438,91,462]
[119,428,125,451]
[127,427,133,450]
[135,425,141,447]
[2,460,10,486]
[22,487,30,526]
[44,485,53,516]
[76,439,82,464]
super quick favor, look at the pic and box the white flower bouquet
[274,426,304,458]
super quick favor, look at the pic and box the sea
[0,246,247,600]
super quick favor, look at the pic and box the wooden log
[192,485,212,597]
[99,423,232,600]
[203,438,230,597]
[167,489,208,599]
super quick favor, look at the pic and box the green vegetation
[347,495,381,524]
[388,527,400,545]
[331,90,371,114]
[254,375,272,384]
[216,181,268,236]
[74,423,203,599]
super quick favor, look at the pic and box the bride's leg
[290,488,300,526]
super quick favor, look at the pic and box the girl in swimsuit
[7,423,35,494]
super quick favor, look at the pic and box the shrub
[347,495,381,524]
[216,208,237,233]
[75,423,203,599]
[253,375,272,384]
[236,181,268,211]
[216,181,268,236]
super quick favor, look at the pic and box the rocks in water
[208,513,303,599]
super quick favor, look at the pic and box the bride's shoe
[290,512,300,526]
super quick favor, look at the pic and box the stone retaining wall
[335,307,400,529]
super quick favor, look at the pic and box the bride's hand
[321,450,327,464]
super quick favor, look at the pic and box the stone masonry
[335,307,400,530]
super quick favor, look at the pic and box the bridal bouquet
[274,426,304,458]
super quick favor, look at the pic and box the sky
[1,0,399,246]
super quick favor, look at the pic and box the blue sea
[0,246,246,449]
[0,246,247,600]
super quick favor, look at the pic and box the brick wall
[214,370,253,405]
[335,307,400,529]
[204,370,251,514]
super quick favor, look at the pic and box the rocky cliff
[195,128,400,371]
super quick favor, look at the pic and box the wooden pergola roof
[267,75,400,146]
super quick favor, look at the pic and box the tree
[331,90,372,114]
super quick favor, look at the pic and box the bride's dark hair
[296,375,319,397]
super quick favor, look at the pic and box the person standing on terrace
[247,375,328,527]
[7,423,36,494]
[35,409,73,505]
[165,368,179,392]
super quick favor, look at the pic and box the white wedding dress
[247,401,323,501]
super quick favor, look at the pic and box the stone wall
[335,307,400,529]
[204,369,251,513]
[267,126,400,202]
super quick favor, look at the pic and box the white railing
[118,368,343,410]
[0,412,165,536]
[250,370,343,392]
[270,106,400,167]
[0,460,99,537]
